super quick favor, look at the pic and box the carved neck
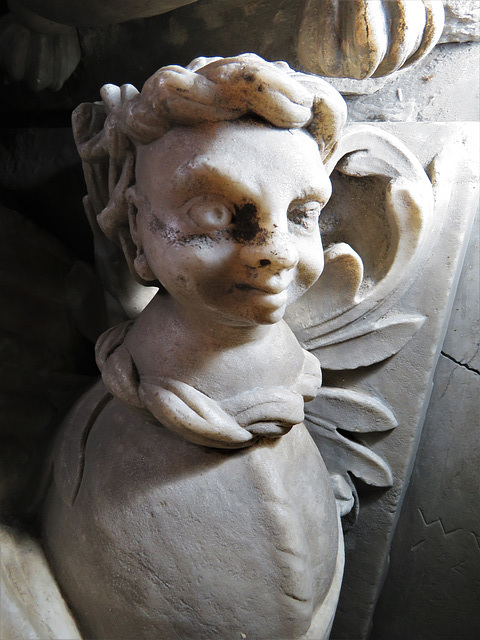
[138,292,275,349]
[123,291,301,400]
[95,290,322,449]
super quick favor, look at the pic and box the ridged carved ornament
[297,0,445,79]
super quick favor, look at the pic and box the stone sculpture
[42,54,347,640]
[1,0,449,92]
[297,0,445,79]
[0,0,197,91]
[38,54,438,639]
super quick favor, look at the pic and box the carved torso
[43,361,342,640]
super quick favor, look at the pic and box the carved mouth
[235,283,289,309]
[235,282,288,295]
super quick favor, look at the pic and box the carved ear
[125,186,140,248]
[86,192,157,321]
[125,188,157,283]
[286,124,434,350]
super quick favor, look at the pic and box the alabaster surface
[39,53,478,640]
[326,121,479,638]
[1,43,478,640]
[40,55,350,640]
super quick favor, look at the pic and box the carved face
[131,120,331,326]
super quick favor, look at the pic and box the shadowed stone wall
[370,208,480,640]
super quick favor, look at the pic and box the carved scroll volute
[285,124,434,358]
[297,0,445,79]
[288,126,434,517]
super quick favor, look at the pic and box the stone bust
[42,54,348,639]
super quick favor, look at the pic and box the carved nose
[240,234,298,271]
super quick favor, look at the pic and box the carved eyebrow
[172,159,260,203]
[172,157,331,206]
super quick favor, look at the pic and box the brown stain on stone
[233,202,267,244]
[147,200,275,248]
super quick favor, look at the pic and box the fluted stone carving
[297,0,445,79]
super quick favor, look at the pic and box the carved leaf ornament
[297,0,445,79]
[286,124,434,517]
[305,387,397,517]
[286,124,434,360]
[305,386,397,520]
[88,118,432,518]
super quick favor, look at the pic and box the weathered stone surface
[41,55,347,640]
[0,1,301,110]
[0,525,81,640]
[443,209,480,372]
[0,0,199,89]
[0,11,80,92]
[0,13,477,635]
[369,205,480,639]
[344,42,479,119]
[328,122,478,640]
[0,1,478,115]
[0,0,444,93]
[440,0,480,43]
[370,353,480,639]
[297,0,445,79]
[33,56,475,640]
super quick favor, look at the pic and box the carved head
[73,54,347,325]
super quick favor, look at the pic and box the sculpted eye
[187,197,233,231]
[288,201,322,233]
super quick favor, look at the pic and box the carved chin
[199,292,290,326]
[240,303,288,326]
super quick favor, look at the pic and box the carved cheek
[180,243,236,291]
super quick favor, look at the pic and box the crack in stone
[472,532,480,551]
[441,351,480,376]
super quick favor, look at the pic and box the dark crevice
[0,110,73,129]
[441,351,480,376]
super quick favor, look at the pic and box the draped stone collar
[95,320,322,449]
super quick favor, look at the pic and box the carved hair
[73,54,346,284]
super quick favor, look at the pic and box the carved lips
[235,281,291,310]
